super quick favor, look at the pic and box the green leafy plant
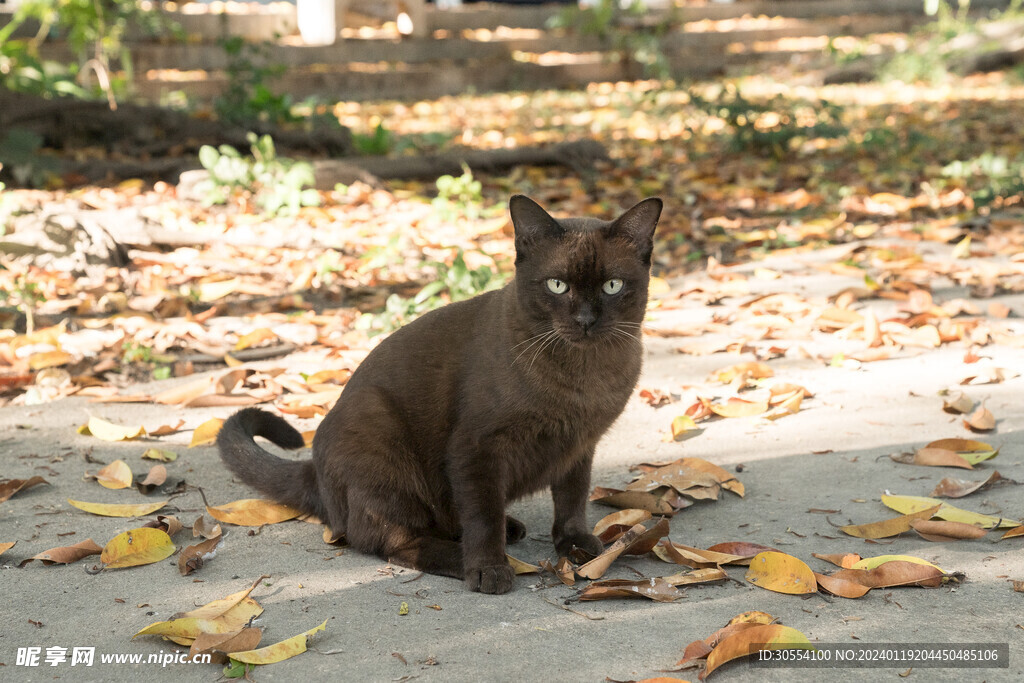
[0,0,169,104]
[1,273,45,334]
[0,128,57,188]
[358,249,507,335]
[214,36,297,126]
[942,152,1024,206]
[432,164,484,220]
[197,133,319,216]
[689,86,847,159]
[121,341,172,379]
[352,122,394,156]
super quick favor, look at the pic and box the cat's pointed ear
[608,197,662,263]
[510,195,564,259]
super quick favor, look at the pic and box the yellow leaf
[29,350,75,370]
[179,577,268,620]
[235,328,278,351]
[80,416,146,441]
[95,459,133,489]
[506,555,541,575]
[881,494,1020,529]
[839,505,941,539]
[206,499,302,526]
[134,617,245,641]
[190,418,224,448]
[704,624,813,678]
[925,438,998,465]
[197,278,240,303]
[951,235,971,259]
[101,528,175,569]
[68,499,168,518]
[745,551,817,594]
[850,555,944,572]
[142,448,178,462]
[710,397,769,418]
[229,619,327,665]
[670,415,698,440]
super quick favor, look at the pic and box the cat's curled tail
[216,407,326,520]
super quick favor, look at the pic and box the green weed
[358,249,508,335]
[942,152,1024,206]
[197,133,319,217]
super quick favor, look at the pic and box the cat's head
[509,195,662,345]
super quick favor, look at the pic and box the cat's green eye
[602,279,624,295]
[546,279,568,295]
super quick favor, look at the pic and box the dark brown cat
[217,195,661,593]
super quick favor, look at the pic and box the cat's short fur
[217,195,662,593]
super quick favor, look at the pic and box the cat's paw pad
[555,533,605,561]
[505,516,527,545]
[465,564,515,594]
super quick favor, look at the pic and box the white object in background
[297,0,337,46]
[436,0,462,9]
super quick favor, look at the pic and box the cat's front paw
[465,564,515,594]
[555,533,604,561]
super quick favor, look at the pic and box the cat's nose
[575,306,597,333]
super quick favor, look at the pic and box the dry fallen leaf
[839,505,942,539]
[189,628,263,664]
[910,519,989,542]
[593,508,653,543]
[0,476,50,503]
[141,448,178,462]
[923,438,998,465]
[147,420,187,437]
[891,448,973,469]
[18,539,103,567]
[812,552,861,569]
[653,541,749,569]
[999,525,1024,541]
[68,499,168,518]
[881,494,1020,529]
[179,533,224,576]
[576,520,669,580]
[930,471,1004,498]
[136,465,168,494]
[941,391,974,415]
[963,405,996,432]
[506,555,541,575]
[745,551,817,595]
[813,571,872,599]
[578,577,682,602]
[206,499,302,526]
[101,528,176,569]
[703,624,813,679]
[229,619,327,665]
[588,486,688,515]
[189,418,224,448]
[709,397,769,418]
[79,416,146,441]
[92,459,133,489]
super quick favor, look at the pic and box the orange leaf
[703,624,812,679]
[18,539,103,567]
[710,397,769,418]
[206,499,302,526]
[0,476,50,503]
